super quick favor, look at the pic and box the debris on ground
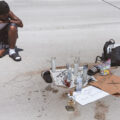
[41,56,120,107]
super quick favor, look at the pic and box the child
[0,1,23,61]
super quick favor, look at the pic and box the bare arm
[8,11,23,27]
[0,19,9,23]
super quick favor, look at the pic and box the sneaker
[87,66,100,76]
[41,71,52,83]
[9,53,21,61]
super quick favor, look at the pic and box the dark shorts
[0,23,18,49]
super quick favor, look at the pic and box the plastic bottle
[76,72,82,92]
[66,64,72,87]
[51,57,56,72]
[67,69,72,82]
[83,65,88,84]
[74,57,79,76]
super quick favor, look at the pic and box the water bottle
[83,65,88,84]
[76,72,82,91]
[67,68,72,83]
[74,57,79,76]
[51,57,56,72]
[67,64,72,87]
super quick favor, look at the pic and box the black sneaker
[87,66,100,76]
[41,71,52,83]
[9,53,21,61]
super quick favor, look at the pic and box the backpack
[95,39,120,66]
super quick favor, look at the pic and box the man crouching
[0,1,23,61]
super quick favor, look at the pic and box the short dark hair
[0,1,10,15]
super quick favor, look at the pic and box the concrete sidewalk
[0,0,120,120]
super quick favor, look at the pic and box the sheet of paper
[50,68,96,88]
[72,86,109,105]
[50,67,84,88]
[50,69,67,87]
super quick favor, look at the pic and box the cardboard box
[90,74,120,95]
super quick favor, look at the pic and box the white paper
[50,69,67,87]
[50,67,84,88]
[50,68,96,88]
[72,86,109,105]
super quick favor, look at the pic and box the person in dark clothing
[0,1,23,61]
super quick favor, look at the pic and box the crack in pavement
[102,0,120,10]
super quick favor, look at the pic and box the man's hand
[10,19,23,27]
[8,11,23,27]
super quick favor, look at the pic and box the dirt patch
[74,110,80,117]
[37,115,42,118]
[28,98,31,101]
[42,90,45,93]
[52,89,59,93]
[44,98,47,101]
[73,104,81,117]
[60,92,68,100]
[42,94,46,97]
[45,85,59,93]
[45,85,53,91]
[41,90,47,103]
[24,70,42,76]
[10,69,42,82]
[94,101,109,120]
[42,107,45,111]
[34,90,39,93]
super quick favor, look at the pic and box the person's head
[0,1,10,20]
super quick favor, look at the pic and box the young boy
[0,1,23,61]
